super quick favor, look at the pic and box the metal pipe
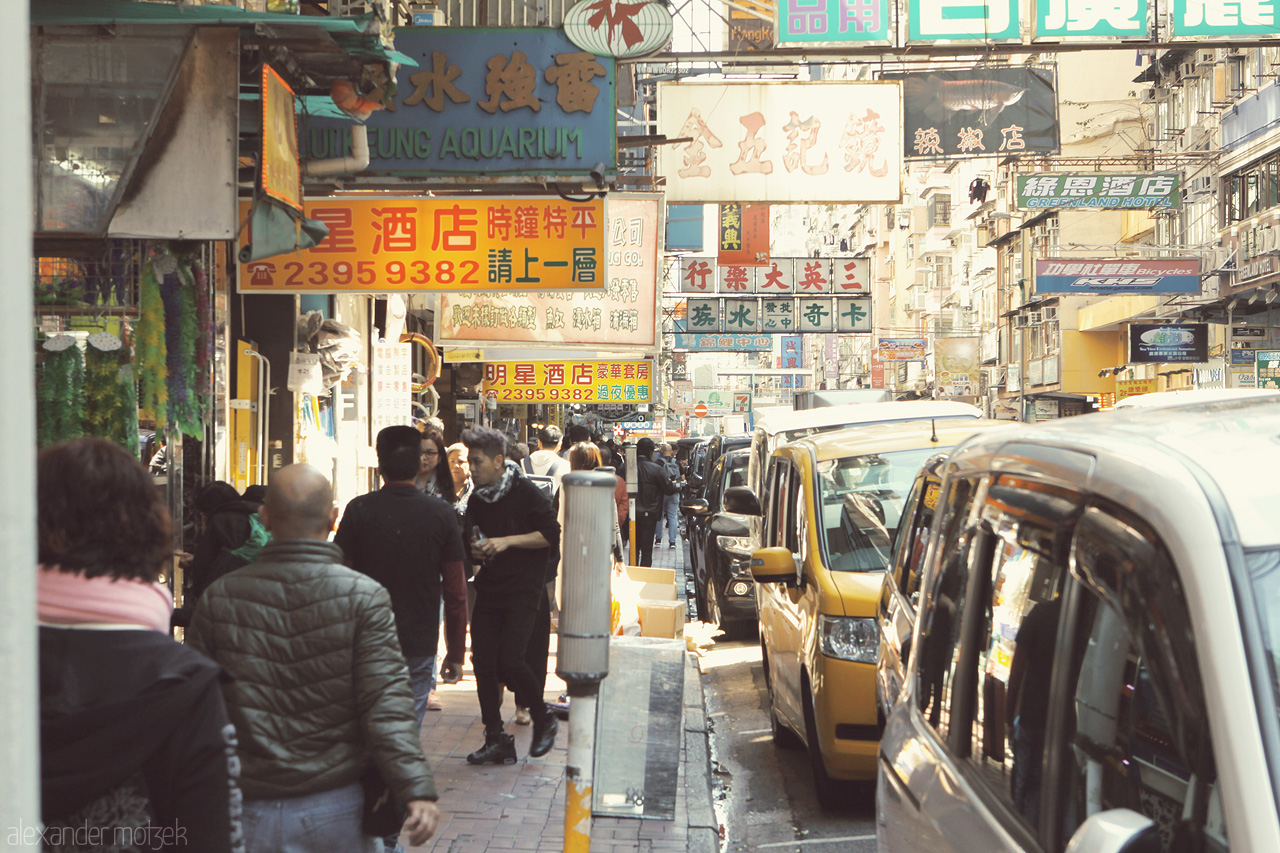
[564,691,598,853]
[247,350,271,484]
[303,124,370,177]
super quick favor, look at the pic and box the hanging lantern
[563,0,674,59]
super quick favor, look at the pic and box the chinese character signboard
[261,65,301,211]
[907,0,1019,40]
[1115,378,1159,400]
[440,193,659,349]
[1173,0,1279,36]
[835,297,871,332]
[673,333,773,351]
[658,82,902,202]
[238,197,605,293]
[1017,173,1178,209]
[886,67,1058,160]
[934,336,980,396]
[301,29,615,176]
[1036,0,1149,38]
[676,296,870,334]
[780,334,802,368]
[777,0,892,44]
[879,338,927,360]
[1035,259,1200,294]
[371,343,413,434]
[680,256,866,293]
[1129,324,1209,363]
[718,203,770,266]
[483,359,652,403]
[562,0,675,58]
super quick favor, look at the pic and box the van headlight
[818,616,878,664]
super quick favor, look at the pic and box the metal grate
[34,239,143,317]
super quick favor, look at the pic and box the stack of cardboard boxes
[620,565,686,639]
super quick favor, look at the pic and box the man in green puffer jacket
[188,464,439,853]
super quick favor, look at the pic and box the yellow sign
[483,360,652,404]
[237,197,605,293]
[444,349,484,362]
[261,65,302,211]
[1116,378,1158,401]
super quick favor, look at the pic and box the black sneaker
[529,704,559,757]
[466,730,517,765]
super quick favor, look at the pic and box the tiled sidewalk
[408,540,718,853]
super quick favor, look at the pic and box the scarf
[38,565,173,633]
[471,460,522,504]
[454,479,473,517]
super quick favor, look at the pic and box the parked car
[683,448,754,637]
[745,418,1009,810]
[878,396,1280,852]
[684,438,712,505]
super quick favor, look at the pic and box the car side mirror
[681,499,710,516]
[722,486,762,516]
[1065,809,1161,853]
[750,547,796,585]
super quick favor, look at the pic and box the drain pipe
[303,124,370,177]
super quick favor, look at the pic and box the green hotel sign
[1015,173,1181,210]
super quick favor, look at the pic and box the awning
[1025,390,1089,401]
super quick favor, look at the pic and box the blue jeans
[657,493,680,545]
[406,654,436,728]
[241,781,376,853]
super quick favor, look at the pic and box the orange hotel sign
[237,197,605,293]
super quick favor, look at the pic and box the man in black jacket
[634,436,681,567]
[462,426,562,764]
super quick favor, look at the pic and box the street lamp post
[557,470,618,853]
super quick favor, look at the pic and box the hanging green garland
[171,258,201,438]
[136,257,168,428]
[36,338,84,447]
[83,332,136,453]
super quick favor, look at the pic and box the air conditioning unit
[1026,310,1043,325]
[1014,314,1031,328]
[1188,175,1214,197]
[1197,49,1216,67]
[1180,62,1202,79]
[1041,305,1059,321]
[1140,87,1170,105]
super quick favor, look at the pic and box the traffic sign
[694,403,708,418]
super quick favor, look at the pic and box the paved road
[699,635,878,853]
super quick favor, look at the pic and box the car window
[1052,504,1223,852]
[785,460,801,556]
[705,457,726,511]
[764,459,790,549]
[915,475,984,741]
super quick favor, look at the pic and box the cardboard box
[638,600,686,639]
[624,565,676,586]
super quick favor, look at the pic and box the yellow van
[747,419,1012,809]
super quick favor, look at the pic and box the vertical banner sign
[261,65,302,211]
[238,197,605,293]
[718,204,770,266]
[885,67,1059,160]
[658,82,903,203]
[777,0,893,43]
[371,343,413,434]
[780,335,802,368]
[934,336,980,396]
[440,193,661,349]
[871,353,885,388]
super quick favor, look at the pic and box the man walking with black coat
[461,426,562,764]
[634,436,681,567]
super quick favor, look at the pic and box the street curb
[684,651,721,853]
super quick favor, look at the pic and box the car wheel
[694,582,709,623]
[761,644,802,750]
[802,676,847,811]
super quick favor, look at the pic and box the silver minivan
[878,397,1280,852]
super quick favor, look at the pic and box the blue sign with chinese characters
[301,29,615,176]
[673,333,773,351]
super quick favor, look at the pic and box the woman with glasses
[416,426,455,503]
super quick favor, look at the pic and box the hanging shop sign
[1016,173,1179,210]
[371,342,413,434]
[777,0,892,44]
[657,82,902,203]
[878,338,927,360]
[935,336,980,396]
[908,0,1019,41]
[301,29,615,176]
[729,0,776,52]
[439,193,659,348]
[672,333,773,351]
[718,204,770,266]
[1035,0,1148,39]
[885,67,1059,160]
[1129,323,1209,363]
[681,296,871,334]
[1116,378,1159,401]
[261,64,302,211]
[563,0,674,58]
[1258,351,1280,389]
[237,197,605,293]
[1035,258,1201,294]
[679,256,869,293]
[1172,0,1280,36]
[482,359,652,403]
[780,334,802,368]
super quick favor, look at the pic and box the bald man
[188,465,440,853]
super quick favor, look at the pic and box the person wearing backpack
[655,443,684,550]
[174,481,270,628]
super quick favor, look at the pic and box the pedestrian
[334,424,468,732]
[633,436,681,567]
[655,443,684,549]
[524,424,570,491]
[447,442,472,509]
[416,425,455,503]
[188,464,441,853]
[184,481,269,602]
[561,423,591,460]
[568,440,628,564]
[38,438,242,852]
[461,426,561,764]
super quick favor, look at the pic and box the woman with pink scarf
[38,438,241,852]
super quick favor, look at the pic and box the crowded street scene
[8,0,1280,851]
